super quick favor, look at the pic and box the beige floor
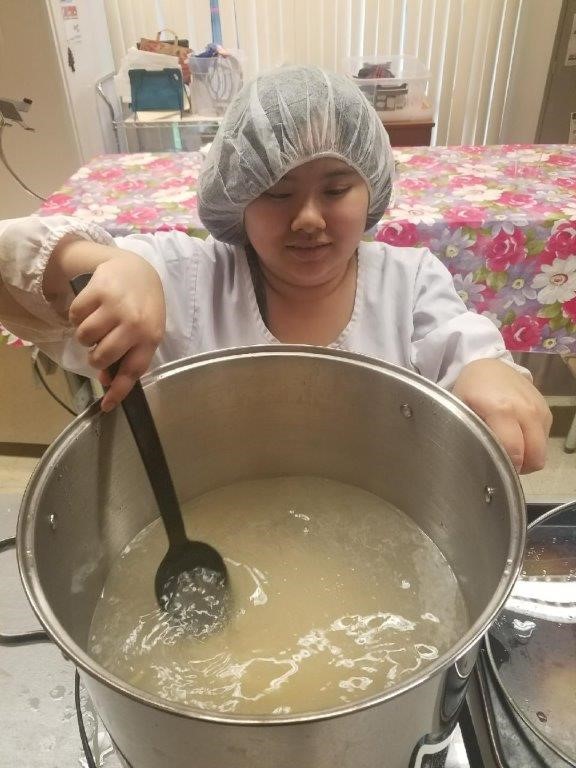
[519,435,576,503]
[0,436,575,502]
[0,454,40,495]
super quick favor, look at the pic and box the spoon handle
[70,273,188,549]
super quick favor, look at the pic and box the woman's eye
[325,187,351,196]
[264,191,291,200]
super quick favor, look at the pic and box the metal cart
[96,73,221,154]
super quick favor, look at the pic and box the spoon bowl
[155,541,229,633]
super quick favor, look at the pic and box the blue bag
[128,68,184,113]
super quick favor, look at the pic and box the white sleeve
[112,229,205,367]
[410,251,530,388]
[0,215,114,339]
[0,215,201,375]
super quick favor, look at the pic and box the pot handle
[0,537,49,645]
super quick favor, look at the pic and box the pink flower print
[443,206,486,228]
[158,176,193,189]
[535,248,557,267]
[563,296,576,322]
[484,228,527,271]
[398,178,429,192]
[148,157,177,170]
[500,315,544,351]
[375,221,419,247]
[450,175,486,188]
[116,206,161,226]
[503,165,541,180]
[41,193,77,214]
[557,178,576,191]
[474,286,497,313]
[182,195,198,210]
[408,155,439,169]
[497,192,533,207]
[156,221,195,233]
[112,180,147,193]
[89,167,124,181]
[529,202,561,217]
[547,221,576,258]
[548,154,574,167]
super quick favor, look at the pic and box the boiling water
[89,477,469,715]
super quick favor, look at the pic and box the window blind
[102,0,554,145]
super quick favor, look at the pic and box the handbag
[128,68,184,114]
[139,29,191,84]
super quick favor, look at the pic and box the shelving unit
[118,112,221,152]
[96,74,221,154]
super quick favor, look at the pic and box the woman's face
[244,158,370,289]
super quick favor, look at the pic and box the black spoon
[71,274,230,635]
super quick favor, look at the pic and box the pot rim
[16,345,527,725]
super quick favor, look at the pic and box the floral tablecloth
[377,144,576,355]
[2,145,576,354]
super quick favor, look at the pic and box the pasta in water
[89,477,468,715]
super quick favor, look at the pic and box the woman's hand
[68,253,165,410]
[452,358,552,474]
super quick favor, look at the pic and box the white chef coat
[0,215,524,388]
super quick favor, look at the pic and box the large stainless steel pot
[15,346,525,768]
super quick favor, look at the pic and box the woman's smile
[286,242,332,261]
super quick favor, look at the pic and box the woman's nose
[291,198,326,233]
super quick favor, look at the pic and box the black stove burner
[459,644,574,768]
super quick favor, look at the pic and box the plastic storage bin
[346,54,432,123]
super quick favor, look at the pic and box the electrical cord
[0,119,47,201]
[33,357,77,416]
[75,670,98,768]
[0,537,49,645]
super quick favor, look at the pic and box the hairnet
[197,65,395,245]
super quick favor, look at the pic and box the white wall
[0,0,565,221]
[0,0,79,216]
[500,0,563,143]
[0,0,114,219]
[46,0,115,160]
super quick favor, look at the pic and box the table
[2,144,576,356]
[376,144,576,356]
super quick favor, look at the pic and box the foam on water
[89,477,468,715]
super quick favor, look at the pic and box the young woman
[0,65,551,473]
